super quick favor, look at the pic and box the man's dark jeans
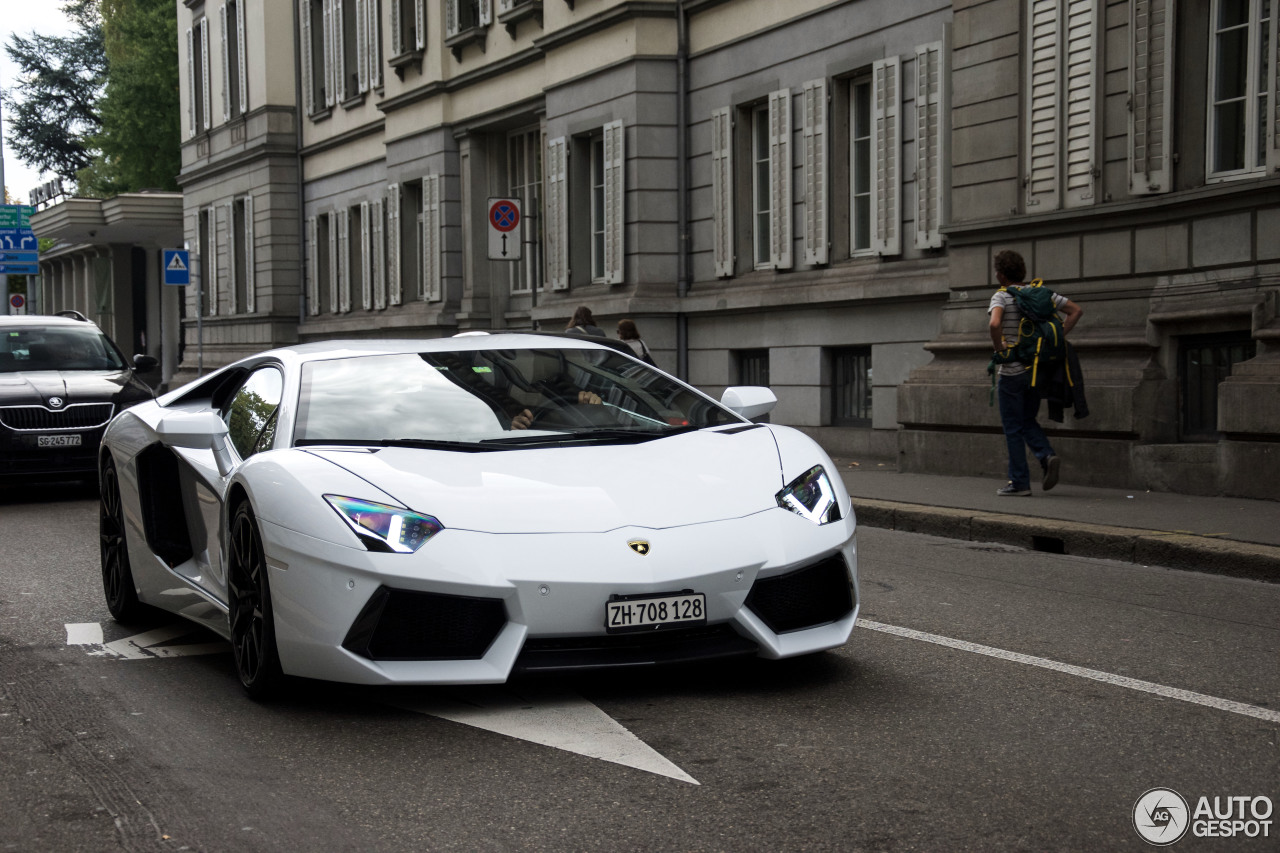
[997,370,1054,491]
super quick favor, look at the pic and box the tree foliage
[1,0,106,184]
[82,0,180,195]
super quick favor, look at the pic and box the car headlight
[776,465,842,524]
[323,495,443,553]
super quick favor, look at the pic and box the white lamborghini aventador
[98,334,858,696]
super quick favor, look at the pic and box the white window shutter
[355,0,367,93]
[338,208,351,312]
[327,212,340,312]
[300,0,315,115]
[871,56,901,257]
[1063,0,1098,208]
[414,0,425,50]
[323,0,336,107]
[244,194,255,313]
[225,201,238,313]
[801,79,828,266]
[479,0,492,27]
[446,0,458,36]
[186,27,196,136]
[306,216,319,315]
[602,120,625,284]
[200,20,212,131]
[1129,0,1174,194]
[220,5,231,122]
[359,200,372,309]
[1026,0,1060,210]
[207,207,219,316]
[372,198,386,309]
[422,174,442,301]
[711,107,734,278]
[498,0,515,12]
[367,0,381,89]
[915,41,946,249]
[1271,11,1280,172]
[545,137,569,290]
[390,0,402,53]
[387,184,402,305]
[236,1,248,114]
[768,89,793,270]
[334,0,346,101]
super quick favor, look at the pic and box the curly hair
[993,250,1026,284]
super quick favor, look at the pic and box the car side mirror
[155,412,235,476]
[133,354,159,372]
[721,386,777,420]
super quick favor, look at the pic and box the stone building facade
[173,0,1278,499]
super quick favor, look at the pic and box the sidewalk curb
[850,498,1280,582]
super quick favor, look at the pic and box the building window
[555,120,623,288]
[590,133,606,281]
[849,75,873,254]
[198,207,217,315]
[737,349,770,386]
[832,347,872,427]
[751,103,771,268]
[1207,0,1274,177]
[220,1,247,121]
[1179,333,1257,440]
[391,0,425,56]
[447,0,489,35]
[508,127,542,294]
[187,18,211,136]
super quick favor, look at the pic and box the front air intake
[745,554,854,634]
[342,587,506,661]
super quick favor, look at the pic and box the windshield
[293,348,740,448]
[0,325,127,372]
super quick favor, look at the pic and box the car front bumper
[262,507,859,685]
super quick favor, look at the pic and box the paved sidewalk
[829,457,1280,582]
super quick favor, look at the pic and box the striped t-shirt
[988,287,1069,377]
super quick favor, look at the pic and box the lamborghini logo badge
[628,540,650,555]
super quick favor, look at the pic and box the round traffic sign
[489,200,520,233]
[9,294,25,309]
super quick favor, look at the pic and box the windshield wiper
[480,424,700,446]
[297,437,494,452]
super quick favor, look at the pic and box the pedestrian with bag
[616,319,657,366]
[988,250,1082,496]
[565,306,607,338]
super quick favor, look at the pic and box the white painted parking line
[390,688,700,785]
[859,620,1280,725]
[65,622,228,659]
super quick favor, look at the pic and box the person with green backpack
[987,250,1083,496]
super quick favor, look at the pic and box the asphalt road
[2,482,1277,852]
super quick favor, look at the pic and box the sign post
[487,198,522,261]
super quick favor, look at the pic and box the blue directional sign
[0,228,37,251]
[0,263,39,275]
[163,249,191,286]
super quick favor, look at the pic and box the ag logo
[48,397,64,409]
[627,540,650,556]
[1133,787,1189,846]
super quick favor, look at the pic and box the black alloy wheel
[100,456,144,621]
[228,500,284,698]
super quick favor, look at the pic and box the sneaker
[1041,455,1061,491]
[996,483,1032,496]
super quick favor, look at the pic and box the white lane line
[858,620,1280,725]
[66,623,104,646]
[390,688,700,785]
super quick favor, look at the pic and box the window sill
[389,48,424,79]
[498,0,542,38]
[341,91,368,110]
[308,106,334,123]
[445,25,488,61]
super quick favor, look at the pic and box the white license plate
[606,592,706,633]
[37,434,82,448]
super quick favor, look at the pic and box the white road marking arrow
[389,688,700,785]
[65,622,228,659]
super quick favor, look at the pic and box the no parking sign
[487,198,522,261]
[9,294,26,315]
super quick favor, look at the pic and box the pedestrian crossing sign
[163,249,191,286]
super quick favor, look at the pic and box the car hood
[305,427,784,533]
[0,370,136,406]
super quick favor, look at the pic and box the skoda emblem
[628,540,650,556]
[48,397,64,409]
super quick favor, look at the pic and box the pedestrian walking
[565,306,606,338]
[988,250,1082,496]
[616,319,656,366]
